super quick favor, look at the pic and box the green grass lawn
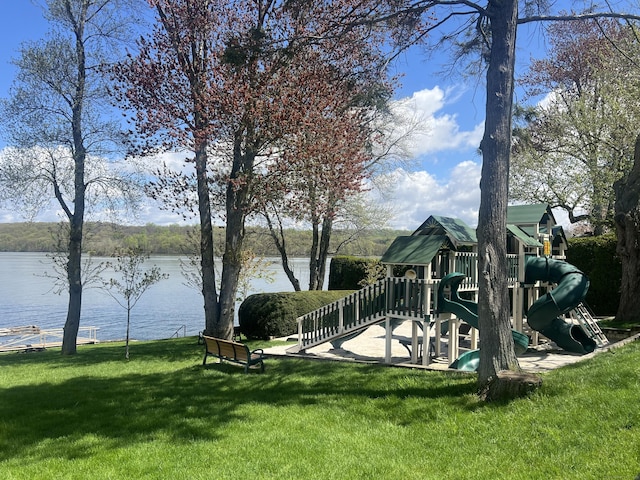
[1,337,639,479]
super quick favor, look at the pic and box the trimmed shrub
[238,290,355,339]
[328,256,385,290]
[567,234,620,316]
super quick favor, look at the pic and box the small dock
[0,326,99,352]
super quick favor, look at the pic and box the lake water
[0,252,319,342]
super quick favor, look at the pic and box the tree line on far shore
[0,222,407,258]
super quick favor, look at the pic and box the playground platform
[263,322,639,373]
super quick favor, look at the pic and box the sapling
[106,248,168,359]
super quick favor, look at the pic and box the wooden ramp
[0,326,99,352]
[288,277,431,355]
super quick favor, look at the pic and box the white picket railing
[290,251,522,353]
[291,277,437,353]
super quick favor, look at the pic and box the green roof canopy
[507,203,555,226]
[380,235,447,265]
[507,225,543,247]
[551,225,567,247]
[413,215,477,246]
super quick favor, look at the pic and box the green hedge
[238,290,355,339]
[328,256,385,290]
[566,234,620,316]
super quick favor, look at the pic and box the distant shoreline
[0,222,406,257]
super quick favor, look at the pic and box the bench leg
[243,360,265,373]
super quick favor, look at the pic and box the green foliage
[328,255,385,290]
[510,21,640,234]
[238,290,355,339]
[1,338,640,478]
[567,234,621,315]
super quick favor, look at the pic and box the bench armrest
[251,348,264,356]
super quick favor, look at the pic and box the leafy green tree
[511,19,640,235]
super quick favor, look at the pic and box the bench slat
[217,340,238,360]
[202,335,264,373]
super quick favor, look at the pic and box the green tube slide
[437,272,529,371]
[524,256,596,354]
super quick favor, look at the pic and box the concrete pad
[263,321,640,373]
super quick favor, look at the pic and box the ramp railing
[291,278,434,353]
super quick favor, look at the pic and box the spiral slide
[437,273,529,371]
[524,256,596,354]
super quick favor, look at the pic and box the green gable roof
[507,224,543,247]
[551,225,567,247]
[507,203,555,226]
[413,215,477,246]
[380,235,447,265]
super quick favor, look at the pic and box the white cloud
[1,86,486,229]
[372,161,481,230]
[135,150,195,176]
[128,200,197,226]
[0,206,64,223]
[389,87,484,158]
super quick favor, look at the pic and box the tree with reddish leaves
[113,0,394,337]
[113,0,225,337]
[255,45,391,291]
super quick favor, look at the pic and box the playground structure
[287,203,609,370]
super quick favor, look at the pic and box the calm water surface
[0,252,316,341]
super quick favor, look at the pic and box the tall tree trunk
[219,203,243,339]
[62,210,84,355]
[62,6,88,355]
[308,220,321,290]
[614,133,640,324]
[216,136,254,339]
[196,140,220,337]
[309,216,333,291]
[476,0,520,385]
[264,212,302,291]
[591,176,609,236]
[63,134,85,356]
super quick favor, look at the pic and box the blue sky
[0,1,633,230]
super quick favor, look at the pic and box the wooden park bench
[202,335,265,373]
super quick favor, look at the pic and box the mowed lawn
[0,336,639,479]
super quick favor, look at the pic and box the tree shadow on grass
[0,336,204,371]
[0,342,481,463]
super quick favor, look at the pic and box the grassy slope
[0,337,639,479]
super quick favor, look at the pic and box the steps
[571,303,609,347]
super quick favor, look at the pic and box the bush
[328,256,385,290]
[238,290,355,339]
[567,234,620,316]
